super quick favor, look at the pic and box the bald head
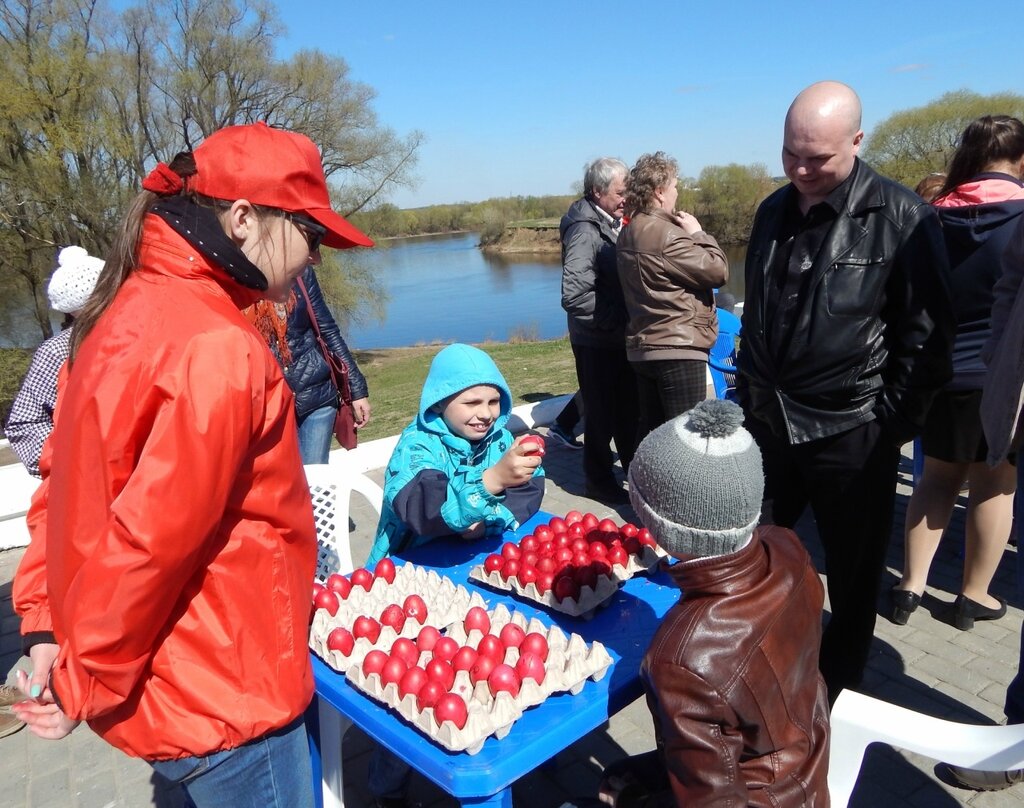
[786,81,862,138]
[782,81,865,209]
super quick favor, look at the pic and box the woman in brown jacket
[617,152,729,442]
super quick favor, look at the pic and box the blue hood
[417,344,513,438]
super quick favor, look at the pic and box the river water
[2,231,746,350]
[344,232,746,350]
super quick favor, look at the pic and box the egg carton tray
[310,564,488,672]
[345,604,613,754]
[468,544,665,618]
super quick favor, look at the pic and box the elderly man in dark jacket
[736,81,954,703]
[560,157,638,503]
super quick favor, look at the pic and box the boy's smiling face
[439,384,501,441]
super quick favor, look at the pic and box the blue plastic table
[308,513,680,808]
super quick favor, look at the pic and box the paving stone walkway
[2,437,1023,807]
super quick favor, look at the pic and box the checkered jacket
[5,328,71,477]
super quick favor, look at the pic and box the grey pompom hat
[627,399,763,559]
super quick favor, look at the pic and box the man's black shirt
[765,163,859,361]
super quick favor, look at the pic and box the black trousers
[571,343,639,488]
[632,358,707,444]
[747,416,900,702]
[555,390,583,432]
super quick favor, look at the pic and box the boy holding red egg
[366,343,545,567]
[365,343,545,805]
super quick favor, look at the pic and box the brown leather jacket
[642,526,831,807]
[616,209,728,362]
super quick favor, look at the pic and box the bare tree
[0,0,420,344]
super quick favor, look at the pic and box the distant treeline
[349,195,577,240]
[350,164,786,246]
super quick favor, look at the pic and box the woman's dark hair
[71,152,198,359]
[940,115,1024,197]
[624,152,679,217]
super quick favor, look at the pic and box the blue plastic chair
[709,308,742,400]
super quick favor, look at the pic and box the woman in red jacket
[12,122,372,808]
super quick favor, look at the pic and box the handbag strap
[296,277,353,403]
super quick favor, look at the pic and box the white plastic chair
[829,689,1024,806]
[304,462,384,582]
[303,462,384,808]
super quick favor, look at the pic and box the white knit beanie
[628,399,764,559]
[48,246,104,315]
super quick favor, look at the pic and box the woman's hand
[352,397,371,428]
[12,642,80,740]
[482,437,543,494]
[17,642,59,701]
[11,698,79,740]
[672,211,703,235]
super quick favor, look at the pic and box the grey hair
[584,157,628,197]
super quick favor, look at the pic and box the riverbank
[479,221,560,255]
[375,229,473,242]
[478,220,753,255]
[480,227,560,254]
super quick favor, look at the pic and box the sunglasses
[284,212,327,253]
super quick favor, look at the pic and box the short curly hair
[625,152,679,216]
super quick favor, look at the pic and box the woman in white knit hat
[5,246,104,478]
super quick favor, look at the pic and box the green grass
[0,340,578,444]
[354,337,577,441]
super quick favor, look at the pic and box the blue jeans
[368,745,411,799]
[298,404,337,465]
[149,716,314,808]
[1005,463,1024,723]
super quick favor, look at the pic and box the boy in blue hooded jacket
[366,343,545,567]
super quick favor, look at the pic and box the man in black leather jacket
[736,81,954,703]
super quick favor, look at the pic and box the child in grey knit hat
[628,399,763,560]
[599,399,831,807]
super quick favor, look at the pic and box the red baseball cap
[190,122,373,249]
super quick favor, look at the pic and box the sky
[275,1,1024,209]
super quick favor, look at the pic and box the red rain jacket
[14,216,317,759]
